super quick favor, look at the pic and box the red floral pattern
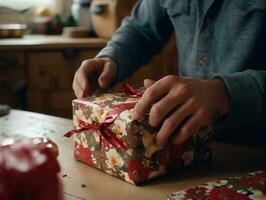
[74,142,94,166]
[239,172,266,190]
[159,144,183,170]
[208,188,247,200]
[128,160,151,185]
[185,186,208,199]
[167,171,266,200]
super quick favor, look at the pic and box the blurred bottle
[71,0,93,32]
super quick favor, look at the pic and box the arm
[214,70,266,130]
[131,69,266,146]
[96,0,174,83]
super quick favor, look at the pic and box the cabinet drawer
[28,50,98,91]
[27,90,76,118]
[0,51,25,67]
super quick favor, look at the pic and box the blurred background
[0,0,178,118]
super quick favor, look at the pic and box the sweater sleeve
[214,70,266,130]
[96,0,173,83]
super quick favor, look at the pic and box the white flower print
[168,191,186,200]
[237,190,247,195]
[80,132,88,148]
[112,119,127,138]
[90,106,104,122]
[91,154,97,165]
[73,109,86,128]
[142,131,162,158]
[93,94,116,104]
[105,148,124,169]
[142,131,153,147]
[206,179,228,188]
[73,134,81,144]
[119,110,133,123]
[123,172,134,184]
[249,190,265,200]
[111,98,137,107]
[92,131,100,143]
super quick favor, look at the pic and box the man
[73,0,266,146]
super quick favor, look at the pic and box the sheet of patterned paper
[167,171,266,200]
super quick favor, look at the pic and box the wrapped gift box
[167,171,266,200]
[66,84,213,185]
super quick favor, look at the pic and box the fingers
[149,84,191,127]
[156,98,197,146]
[77,67,89,97]
[98,61,115,88]
[144,79,155,88]
[73,58,116,99]
[72,72,88,99]
[132,79,171,120]
[72,60,98,99]
[171,109,208,145]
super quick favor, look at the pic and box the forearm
[96,0,173,83]
[214,69,266,130]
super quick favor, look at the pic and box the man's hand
[72,58,117,99]
[132,75,230,146]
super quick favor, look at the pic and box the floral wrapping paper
[71,92,213,185]
[167,171,266,200]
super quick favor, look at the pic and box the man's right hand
[72,58,117,99]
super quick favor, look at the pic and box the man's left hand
[132,75,229,146]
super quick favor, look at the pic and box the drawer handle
[39,69,47,76]
[62,49,81,60]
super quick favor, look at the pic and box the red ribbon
[64,84,142,152]
[122,83,142,98]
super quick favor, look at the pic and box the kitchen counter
[0,34,108,50]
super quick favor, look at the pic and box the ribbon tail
[122,83,142,98]
[64,128,86,138]
[100,128,128,151]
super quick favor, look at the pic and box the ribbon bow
[64,83,142,152]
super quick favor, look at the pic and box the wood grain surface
[0,110,265,200]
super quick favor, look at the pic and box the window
[0,0,54,11]
[0,0,72,22]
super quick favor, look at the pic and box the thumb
[98,61,115,88]
[144,79,155,88]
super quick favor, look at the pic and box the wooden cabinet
[0,36,107,118]
[27,49,100,117]
[0,35,177,118]
[0,51,26,109]
[27,50,99,91]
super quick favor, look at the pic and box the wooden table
[1,110,266,200]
